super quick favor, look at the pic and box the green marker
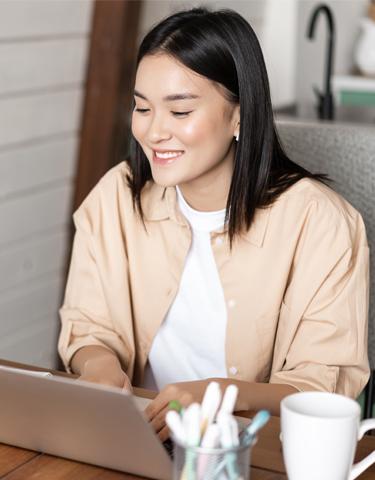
[168,400,183,414]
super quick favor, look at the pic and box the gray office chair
[277,119,375,417]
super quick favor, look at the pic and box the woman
[58,8,369,441]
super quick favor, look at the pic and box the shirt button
[229,366,238,375]
[227,299,236,309]
[215,237,224,246]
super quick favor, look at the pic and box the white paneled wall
[0,0,93,368]
[0,1,92,39]
[0,39,89,95]
[138,0,266,41]
[0,90,83,146]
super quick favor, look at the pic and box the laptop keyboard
[162,438,174,458]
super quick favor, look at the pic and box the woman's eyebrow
[163,93,200,101]
[134,90,200,101]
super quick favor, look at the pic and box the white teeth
[154,151,183,159]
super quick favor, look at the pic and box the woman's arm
[216,378,298,413]
[71,345,132,391]
[145,378,297,441]
[58,176,133,379]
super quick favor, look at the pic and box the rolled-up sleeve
[270,199,370,398]
[58,187,131,372]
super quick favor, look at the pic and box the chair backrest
[277,119,375,368]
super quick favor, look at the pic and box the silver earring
[235,133,239,142]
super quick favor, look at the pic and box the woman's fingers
[147,387,195,440]
[146,386,194,422]
[178,391,195,409]
[158,425,170,442]
[145,384,179,421]
[150,405,169,433]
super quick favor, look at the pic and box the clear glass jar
[172,435,255,480]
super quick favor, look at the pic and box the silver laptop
[0,366,172,479]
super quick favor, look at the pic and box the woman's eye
[172,111,192,117]
[134,108,150,113]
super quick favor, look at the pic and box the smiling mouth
[152,150,184,165]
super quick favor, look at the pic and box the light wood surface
[0,359,374,479]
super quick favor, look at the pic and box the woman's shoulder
[276,177,361,222]
[96,161,132,194]
[76,161,129,205]
[93,161,160,201]
[73,162,137,233]
[271,177,367,246]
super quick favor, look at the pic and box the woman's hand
[145,380,209,441]
[78,354,133,392]
[145,378,298,442]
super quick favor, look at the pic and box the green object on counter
[340,90,375,106]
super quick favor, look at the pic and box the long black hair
[127,7,327,243]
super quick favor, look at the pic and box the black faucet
[307,3,336,120]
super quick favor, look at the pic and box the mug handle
[349,419,375,480]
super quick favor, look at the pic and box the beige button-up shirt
[58,162,370,398]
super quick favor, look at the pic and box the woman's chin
[150,169,184,188]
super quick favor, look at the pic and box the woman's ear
[233,105,240,138]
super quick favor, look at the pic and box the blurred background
[0,0,374,370]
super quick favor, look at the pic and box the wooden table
[0,360,375,479]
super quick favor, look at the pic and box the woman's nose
[148,115,172,143]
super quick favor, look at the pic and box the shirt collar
[142,181,270,247]
[142,181,186,225]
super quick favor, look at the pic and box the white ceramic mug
[281,391,375,480]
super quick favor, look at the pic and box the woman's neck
[177,153,234,212]
[178,184,228,212]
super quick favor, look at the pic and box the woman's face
[131,53,239,194]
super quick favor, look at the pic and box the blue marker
[240,409,270,442]
[217,412,239,480]
[213,410,271,479]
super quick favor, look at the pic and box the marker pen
[182,403,201,480]
[168,400,184,414]
[240,409,270,442]
[217,412,239,480]
[166,410,186,445]
[219,384,239,415]
[200,381,221,434]
[197,423,220,478]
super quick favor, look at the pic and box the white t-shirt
[142,187,228,390]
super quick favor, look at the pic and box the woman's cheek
[181,118,211,143]
[131,114,147,143]
[131,113,139,139]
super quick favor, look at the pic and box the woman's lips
[152,150,184,166]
